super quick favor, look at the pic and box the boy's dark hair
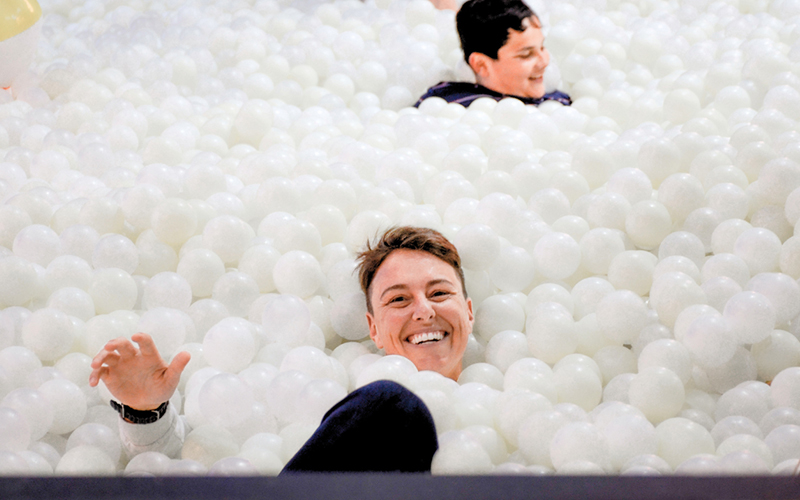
[457,0,541,64]
[357,226,466,314]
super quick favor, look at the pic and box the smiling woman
[90,226,470,472]
[364,249,474,381]
[357,226,474,380]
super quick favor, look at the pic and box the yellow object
[0,0,41,43]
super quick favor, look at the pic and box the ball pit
[0,0,799,478]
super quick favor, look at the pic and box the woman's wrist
[110,400,170,424]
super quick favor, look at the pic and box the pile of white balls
[0,0,799,477]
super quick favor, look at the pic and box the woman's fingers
[132,332,160,358]
[89,366,109,387]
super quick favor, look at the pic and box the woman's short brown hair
[357,226,467,314]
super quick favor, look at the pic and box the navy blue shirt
[415,81,572,108]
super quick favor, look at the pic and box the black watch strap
[110,400,169,424]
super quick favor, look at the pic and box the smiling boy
[415,0,571,107]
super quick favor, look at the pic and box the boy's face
[472,17,550,99]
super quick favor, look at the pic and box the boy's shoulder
[415,81,572,108]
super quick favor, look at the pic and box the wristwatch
[110,400,169,424]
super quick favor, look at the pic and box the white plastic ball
[272,251,324,298]
[203,318,256,373]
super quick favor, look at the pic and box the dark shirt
[415,81,572,108]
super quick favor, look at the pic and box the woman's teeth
[409,332,445,345]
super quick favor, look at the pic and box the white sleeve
[118,405,186,459]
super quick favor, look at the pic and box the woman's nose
[412,298,435,321]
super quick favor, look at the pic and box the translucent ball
[177,249,226,298]
[592,346,637,385]
[658,231,705,267]
[655,418,716,469]
[760,408,800,440]
[550,422,610,472]
[701,277,742,312]
[579,228,625,275]
[711,219,752,256]
[46,286,95,321]
[625,200,672,249]
[752,331,800,382]
[553,363,603,412]
[638,137,681,187]
[701,253,750,287]
[745,273,800,326]
[55,445,115,475]
[88,268,137,314]
[526,283,574,317]
[234,99,273,147]
[202,215,255,265]
[91,234,138,274]
[488,246,535,292]
[715,385,770,425]
[124,451,171,476]
[705,347,758,393]
[66,423,120,464]
[203,317,256,373]
[518,409,568,467]
[431,431,493,474]
[211,271,260,318]
[272,251,324,298]
[238,244,281,294]
[151,198,198,247]
[682,313,737,368]
[527,302,578,364]
[292,377,347,425]
[452,224,500,272]
[533,232,581,280]
[45,254,92,291]
[485,330,528,372]
[734,228,782,274]
[722,291,776,344]
[198,374,255,428]
[595,290,649,344]
[770,368,800,410]
[628,367,685,424]
[37,378,86,435]
[571,277,615,320]
[606,167,653,205]
[181,425,239,468]
[607,251,657,296]
[473,295,525,343]
[13,224,61,266]
[649,272,707,328]
[262,294,312,346]
[79,198,124,235]
[140,271,192,311]
[638,339,692,384]
[20,307,75,361]
[764,425,800,464]
[602,414,657,471]
[711,416,763,448]
[0,346,41,388]
[0,407,30,452]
